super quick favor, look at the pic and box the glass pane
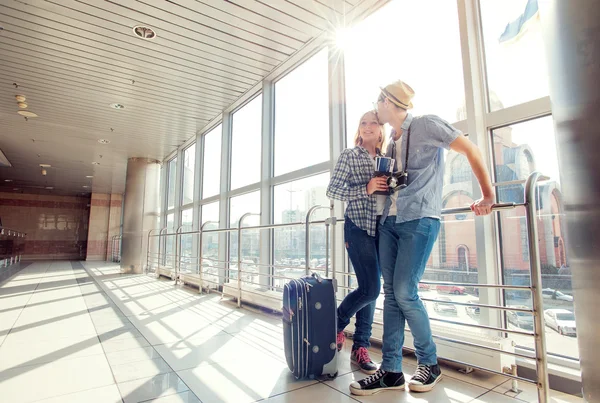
[343,0,464,147]
[231,96,262,190]
[480,0,549,111]
[229,191,260,283]
[201,202,220,286]
[180,208,194,273]
[182,144,196,205]
[272,173,330,289]
[274,49,329,175]
[165,213,175,268]
[202,124,222,199]
[493,117,575,360]
[167,158,177,210]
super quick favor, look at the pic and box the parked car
[433,297,457,315]
[436,284,466,295]
[544,309,576,336]
[542,288,574,302]
[465,300,480,318]
[506,305,534,330]
[418,283,431,291]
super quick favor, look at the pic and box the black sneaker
[349,369,405,396]
[351,347,378,375]
[408,363,443,392]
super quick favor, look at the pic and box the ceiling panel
[0,0,373,196]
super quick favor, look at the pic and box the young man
[349,80,495,396]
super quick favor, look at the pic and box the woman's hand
[366,177,388,195]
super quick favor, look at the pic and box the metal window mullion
[219,112,233,286]
[328,44,347,287]
[261,79,274,289]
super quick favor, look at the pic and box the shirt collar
[401,113,413,131]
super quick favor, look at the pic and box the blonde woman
[326,110,388,374]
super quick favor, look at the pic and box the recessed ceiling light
[45,186,53,190]
[17,102,28,109]
[110,103,125,110]
[98,139,110,144]
[4,179,12,182]
[15,95,26,102]
[39,163,51,168]
[13,188,19,191]
[86,175,94,178]
[92,162,100,165]
[17,110,37,117]
[83,185,89,188]
[133,25,156,40]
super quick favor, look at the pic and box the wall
[86,193,123,261]
[0,192,91,260]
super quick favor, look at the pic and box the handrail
[144,171,550,401]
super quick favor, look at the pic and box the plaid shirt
[326,147,378,237]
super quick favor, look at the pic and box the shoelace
[412,364,431,383]
[354,347,371,364]
[361,369,385,385]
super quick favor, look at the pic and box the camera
[387,171,408,193]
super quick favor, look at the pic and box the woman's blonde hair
[353,110,387,153]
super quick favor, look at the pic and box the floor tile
[117,372,189,403]
[110,356,173,383]
[105,346,163,366]
[32,384,122,403]
[0,353,115,403]
[0,333,104,370]
[177,354,317,403]
[263,383,359,402]
[492,380,583,402]
[139,390,201,402]
[101,334,151,353]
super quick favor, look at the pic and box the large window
[274,49,330,175]
[343,0,464,147]
[202,124,222,199]
[166,158,177,211]
[272,174,330,288]
[492,117,575,360]
[182,144,196,205]
[231,96,262,190]
[480,0,550,110]
[229,191,261,283]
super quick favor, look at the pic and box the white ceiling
[0,0,369,196]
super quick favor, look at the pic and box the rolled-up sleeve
[423,115,461,150]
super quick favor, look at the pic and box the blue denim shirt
[380,114,461,224]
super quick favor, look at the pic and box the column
[542,1,600,400]
[121,158,161,274]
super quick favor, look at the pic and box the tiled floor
[0,261,584,403]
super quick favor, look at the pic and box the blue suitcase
[282,273,338,380]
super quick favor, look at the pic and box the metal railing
[110,235,122,263]
[0,227,26,268]
[144,171,550,402]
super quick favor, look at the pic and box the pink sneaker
[336,331,345,352]
[351,347,378,374]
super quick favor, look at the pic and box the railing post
[175,226,185,284]
[199,220,219,295]
[304,205,330,276]
[524,171,549,403]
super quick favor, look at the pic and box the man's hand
[367,177,388,195]
[470,194,495,216]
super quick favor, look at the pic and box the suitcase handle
[312,272,323,283]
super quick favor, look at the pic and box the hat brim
[379,87,413,110]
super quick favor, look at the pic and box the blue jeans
[337,218,381,349]
[378,216,440,372]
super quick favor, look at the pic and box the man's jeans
[337,218,381,349]
[378,216,440,372]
